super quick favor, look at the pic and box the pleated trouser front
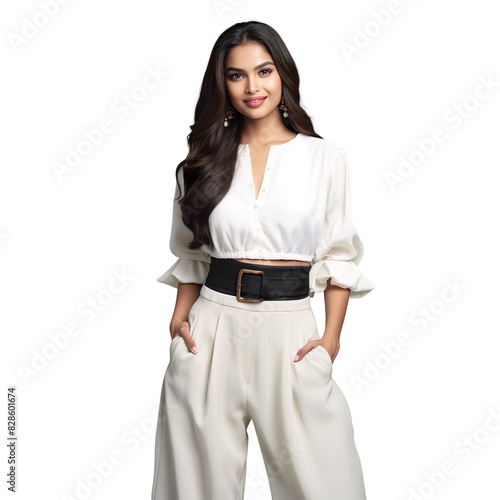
[151,284,367,500]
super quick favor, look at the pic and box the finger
[181,326,198,354]
[293,346,308,362]
[186,337,198,354]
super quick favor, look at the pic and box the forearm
[322,281,350,343]
[169,282,202,337]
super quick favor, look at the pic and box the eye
[228,68,273,81]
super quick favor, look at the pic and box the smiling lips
[244,96,267,108]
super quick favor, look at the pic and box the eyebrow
[225,61,275,73]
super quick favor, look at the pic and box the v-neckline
[241,133,301,204]
[247,144,271,203]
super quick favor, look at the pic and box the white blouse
[157,132,376,298]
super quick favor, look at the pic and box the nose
[246,75,260,94]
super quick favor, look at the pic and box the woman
[151,20,376,500]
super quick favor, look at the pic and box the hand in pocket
[171,319,198,354]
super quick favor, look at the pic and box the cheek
[264,75,282,104]
[225,81,247,111]
[225,82,239,101]
[266,74,282,93]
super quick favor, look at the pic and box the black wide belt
[204,257,311,302]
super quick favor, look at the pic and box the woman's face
[224,42,282,122]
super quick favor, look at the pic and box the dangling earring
[278,96,289,118]
[224,106,235,127]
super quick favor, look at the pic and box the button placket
[252,196,263,243]
[245,146,255,205]
[246,144,275,207]
[258,147,274,205]
[245,144,276,247]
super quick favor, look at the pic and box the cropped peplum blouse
[157,132,376,298]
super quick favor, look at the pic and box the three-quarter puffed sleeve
[156,169,211,288]
[309,148,376,299]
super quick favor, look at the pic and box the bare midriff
[234,258,311,267]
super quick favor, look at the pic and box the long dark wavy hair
[175,20,323,251]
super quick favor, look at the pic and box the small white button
[261,188,265,192]
[249,184,253,188]
[253,204,258,209]
[266,168,270,171]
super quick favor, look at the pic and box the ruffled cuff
[157,258,210,288]
[309,259,376,299]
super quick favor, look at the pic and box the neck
[240,110,292,146]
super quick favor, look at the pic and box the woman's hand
[169,283,203,355]
[293,337,340,363]
[170,319,198,354]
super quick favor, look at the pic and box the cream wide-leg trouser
[151,284,367,500]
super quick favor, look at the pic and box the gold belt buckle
[236,269,264,302]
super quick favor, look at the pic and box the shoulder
[298,133,346,168]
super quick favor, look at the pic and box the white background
[1,0,499,499]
